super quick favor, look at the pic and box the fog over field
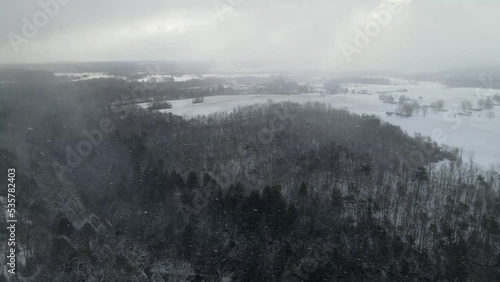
[1,1,500,281]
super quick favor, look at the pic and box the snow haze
[2,0,500,72]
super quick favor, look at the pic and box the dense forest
[0,77,499,281]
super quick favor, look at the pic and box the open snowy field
[143,82,500,168]
[53,72,277,82]
[135,72,277,82]
[54,72,122,81]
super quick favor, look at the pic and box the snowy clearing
[54,72,119,81]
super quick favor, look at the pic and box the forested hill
[0,81,499,281]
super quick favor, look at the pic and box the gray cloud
[1,0,499,72]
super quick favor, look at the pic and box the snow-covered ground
[136,74,203,82]
[136,73,276,82]
[54,71,277,83]
[54,72,119,81]
[143,82,500,167]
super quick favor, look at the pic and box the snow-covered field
[136,73,275,83]
[135,74,203,82]
[54,72,119,81]
[52,72,276,83]
[144,82,500,167]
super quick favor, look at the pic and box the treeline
[252,78,309,94]
[79,78,232,106]
[0,69,56,84]
[0,80,499,281]
[330,77,392,85]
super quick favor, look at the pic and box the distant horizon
[2,60,500,76]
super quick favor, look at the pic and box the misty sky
[1,0,499,72]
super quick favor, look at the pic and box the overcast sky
[1,0,499,72]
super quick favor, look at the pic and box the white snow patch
[54,72,120,81]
